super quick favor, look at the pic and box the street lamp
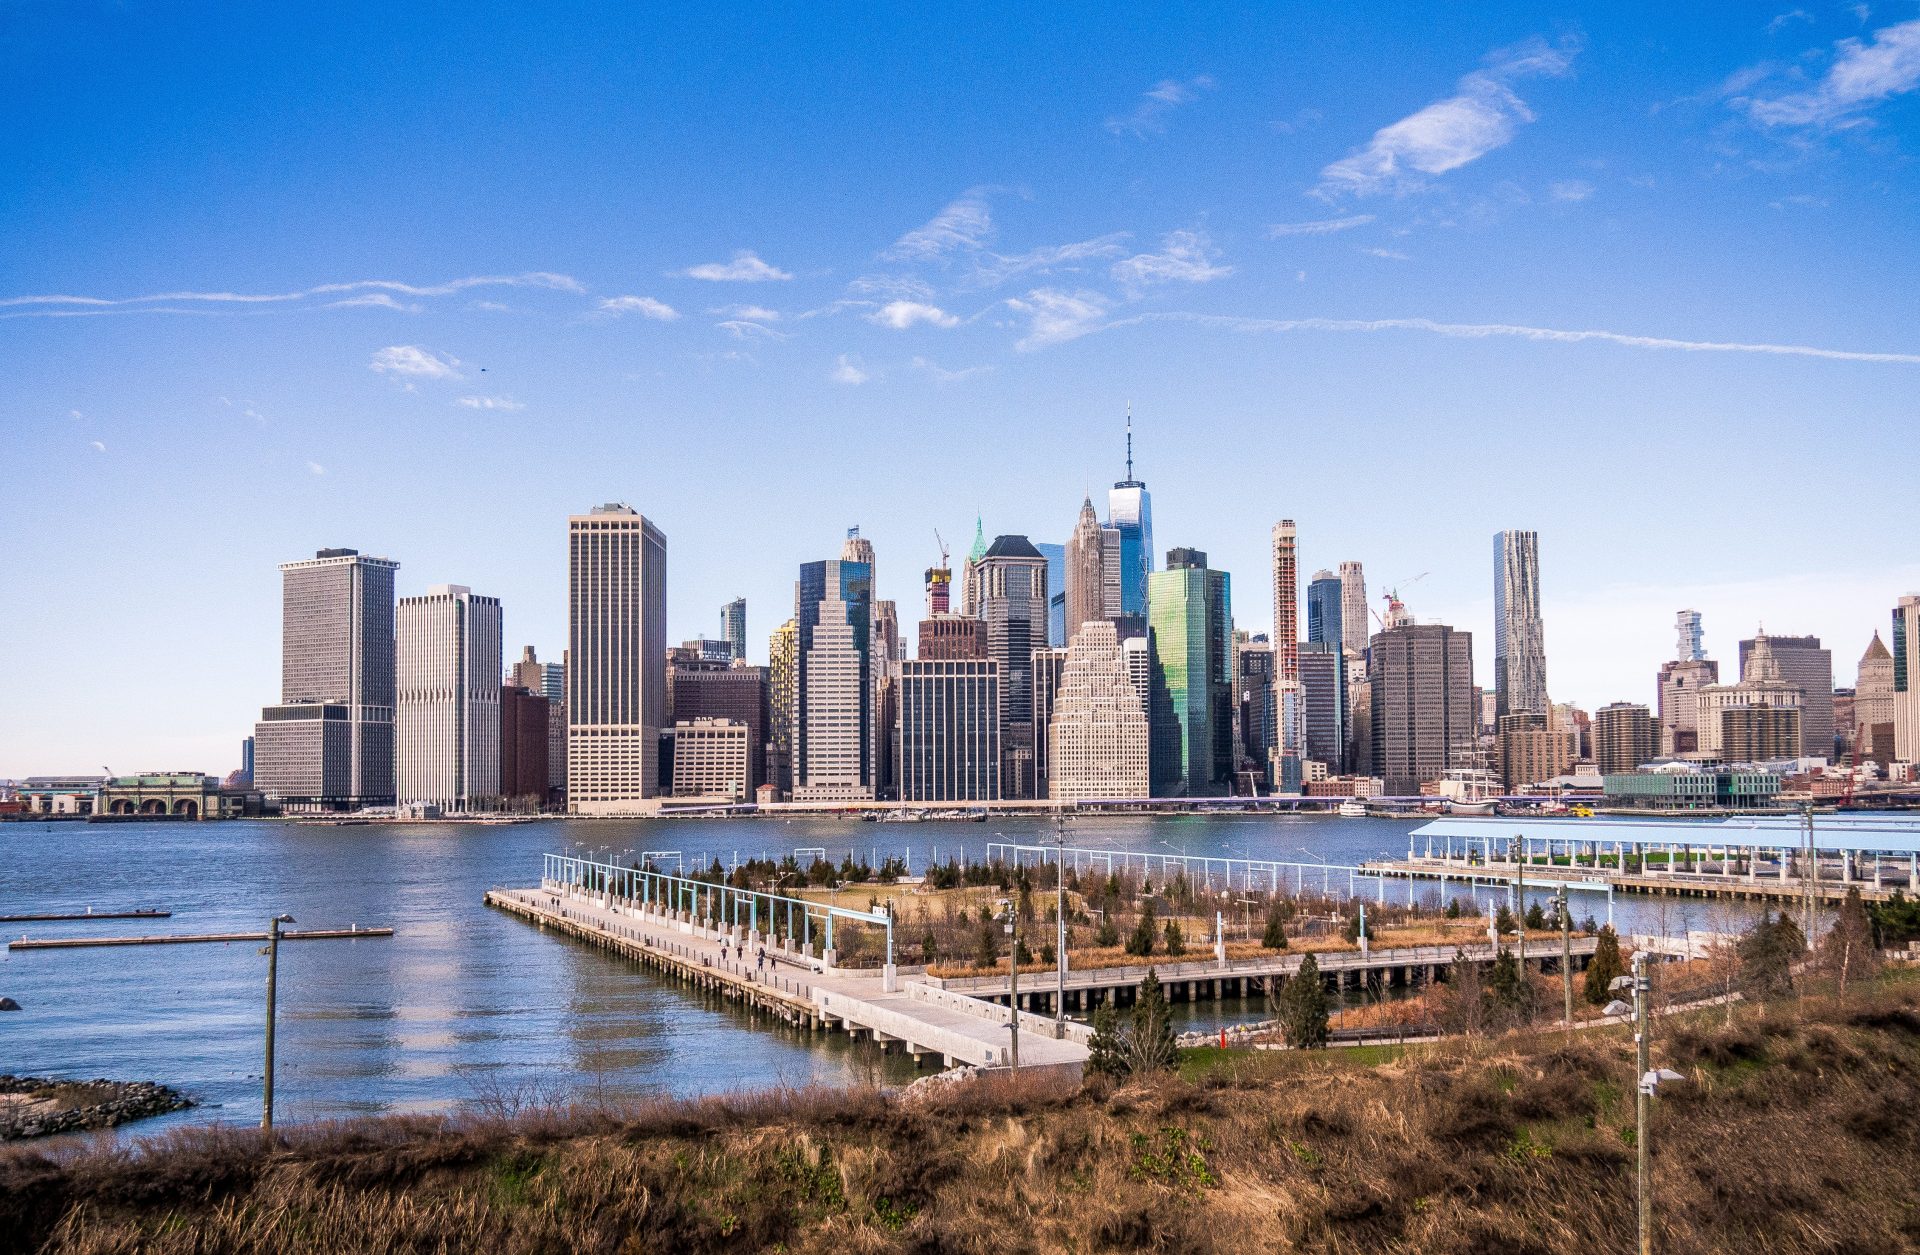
[261,913,295,1132]
[1611,953,1681,1255]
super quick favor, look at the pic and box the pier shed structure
[1398,814,1920,903]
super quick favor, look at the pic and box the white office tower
[1270,520,1303,791]
[1049,621,1150,800]
[794,558,875,800]
[1676,609,1707,662]
[1896,595,1920,762]
[1493,530,1549,719]
[396,585,502,811]
[567,504,667,812]
[1338,560,1368,657]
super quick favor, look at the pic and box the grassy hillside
[7,976,1920,1254]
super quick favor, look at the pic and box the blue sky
[4,2,1918,773]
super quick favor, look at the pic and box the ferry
[1336,799,1368,818]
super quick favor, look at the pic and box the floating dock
[9,925,393,950]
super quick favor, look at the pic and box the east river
[1,812,1749,1139]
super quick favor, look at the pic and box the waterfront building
[721,597,747,663]
[1236,636,1275,783]
[1602,764,1781,810]
[897,659,1001,802]
[1030,645,1068,797]
[976,535,1049,797]
[1493,529,1549,720]
[16,776,104,815]
[1064,496,1112,644]
[669,665,769,793]
[1591,702,1658,776]
[1696,633,1804,761]
[1037,541,1067,648]
[1856,632,1895,762]
[1107,415,1154,618]
[1338,561,1369,657]
[567,504,667,812]
[238,736,254,786]
[1738,633,1834,759]
[1897,596,1920,763]
[1300,641,1345,776]
[500,685,551,806]
[254,547,399,810]
[1149,548,1233,797]
[670,719,751,800]
[1049,620,1150,800]
[396,584,502,811]
[1369,619,1475,796]
[96,773,260,819]
[768,618,797,795]
[794,558,874,800]
[1270,521,1303,791]
[1497,712,1569,791]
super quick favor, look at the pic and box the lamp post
[1054,810,1069,1034]
[261,912,295,1131]
[1005,897,1020,1070]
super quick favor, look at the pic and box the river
[0,812,1755,1140]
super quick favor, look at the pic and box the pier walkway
[486,882,1088,1070]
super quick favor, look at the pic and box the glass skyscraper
[1107,414,1153,618]
[793,559,873,799]
[1036,541,1067,648]
[1306,570,1343,647]
[1147,548,1233,797]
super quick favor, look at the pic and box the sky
[3,1,1918,775]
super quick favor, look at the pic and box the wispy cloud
[968,235,1131,288]
[1736,18,1920,126]
[1109,229,1232,297]
[1768,9,1814,34]
[327,293,423,312]
[716,319,789,341]
[867,300,960,330]
[1099,311,1920,365]
[681,251,793,282]
[1267,214,1376,237]
[456,395,524,411]
[830,354,869,384]
[89,440,106,453]
[911,356,994,383]
[1316,36,1582,198]
[369,345,461,379]
[1106,75,1215,137]
[1007,288,1110,352]
[598,295,680,320]
[307,461,326,476]
[1548,178,1595,201]
[885,188,997,260]
[716,304,781,322]
[1360,247,1411,260]
[0,272,582,313]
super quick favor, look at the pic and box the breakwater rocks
[0,1076,193,1140]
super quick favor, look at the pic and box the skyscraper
[1270,521,1303,790]
[670,665,769,793]
[1036,541,1067,647]
[1030,645,1068,797]
[253,547,399,810]
[1369,618,1475,796]
[1338,561,1369,657]
[720,597,747,663]
[396,584,502,811]
[960,516,988,616]
[1149,548,1233,797]
[1236,635,1275,779]
[924,560,951,617]
[1049,620,1150,800]
[1065,496,1110,641]
[1107,413,1154,618]
[567,504,667,812]
[976,535,1049,797]
[793,558,874,800]
[1892,595,1919,762]
[1676,609,1707,662]
[768,618,797,794]
[1856,632,1895,761]
[1738,633,1834,759]
[897,659,1002,801]
[1695,633,1804,760]
[1657,609,1720,757]
[499,684,551,807]
[1591,702,1657,776]
[1299,641,1345,775]
[508,645,544,692]
[1306,570,1342,647]
[1493,530,1548,719]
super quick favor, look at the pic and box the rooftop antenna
[1125,402,1134,481]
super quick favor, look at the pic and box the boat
[1336,799,1368,818]
[1445,799,1497,816]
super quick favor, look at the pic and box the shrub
[1278,954,1330,1049]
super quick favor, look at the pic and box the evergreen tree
[1445,898,1462,919]
[1583,925,1625,1007]
[1163,918,1187,956]
[1869,890,1920,949]
[1278,953,1331,1049]
[1739,910,1803,997]
[1262,911,1289,949]
[1439,949,1489,1036]
[1524,902,1546,931]
[1124,970,1180,1074]
[1489,946,1532,1020]
[1085,1003,1128,1079]
[1096,913,1120,947]
[1126,900,1159,957]
[1823,887,1880,991]
[1495,904,1517,935]
[975,914,999,970]
[921,929,938,965]
[1018,880,1036,924]
[1342,911,1372,944]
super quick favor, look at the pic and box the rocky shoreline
[0,1076,194,1140]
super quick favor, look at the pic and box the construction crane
[933,530,949,569]
[1371,572,1429,630]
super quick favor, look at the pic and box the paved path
[488,885,1088,1070]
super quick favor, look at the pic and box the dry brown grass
[9,977,1920,1254]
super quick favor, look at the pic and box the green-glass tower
[1147,548,1233,797]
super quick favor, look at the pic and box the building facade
[1738,633,1834,759]
[1107,418,1153,618]
[1149,549,1233,797]
[918,614,987,660]
[567,505,667,812]
[1064,497,1110,643]
[396,584,502,811]
[1030,645,1068,797]
[1299,641,1345,777]
[1306,570,1343,648]
[1895,596,1920,763]
[1270,521,1303,790]
[1369,621,1476,796]
[1856,632,1895,761]
[1048,620,1150,800]
[768,618,797,795]
[897,659,1001,802]
[670,719,751,800]
[1493,529,1548,720]
[1695,634,1804,761]
[794,558,874,800]
[669,665,769,793]
[499,685,551,806]
[976,536,1049,797]
[254,547,399,810]
[1591,701,1658,776]
[1236,636,1275,784]
[720,597,747,663]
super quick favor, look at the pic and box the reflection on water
[0,812,1758,1138]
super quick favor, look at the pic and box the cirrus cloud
[681,251,793,282]
[1736,18,1920,127]
[867,300,960,330]
[598,295,679,320]
[369,345,461,380]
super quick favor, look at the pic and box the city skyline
[6,2,1920,772]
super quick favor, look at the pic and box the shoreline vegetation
[7,970,1919,1254]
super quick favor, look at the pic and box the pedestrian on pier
[756,946,765,973]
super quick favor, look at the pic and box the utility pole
[1557,888,1573,1028]
[1054,811,1068,1034]
[1800,803,1818,950]
[1634,949,1652,1255]
[1514,836,1525,975]
[1006,896,1020,1070]
[261,912,294,1132]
